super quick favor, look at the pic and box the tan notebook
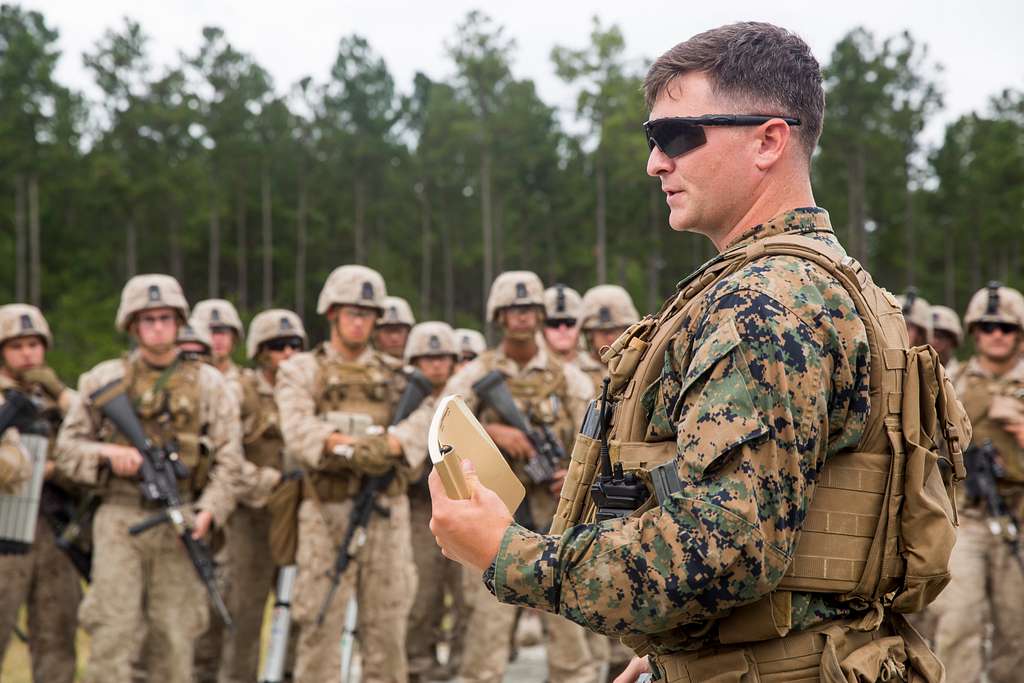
[429,394,525,514]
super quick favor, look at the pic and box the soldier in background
[455,328,486,371]
[191,299,246,403]
[577,285,640,388]
[190,297,247,683]
[218,309,306,683]
[402,322,468,681]
[931,305,964,380]
[440,271,597,683]
[896,288,931,347]
[0,429,30,493]
[542,284,583,361]
[177,320,213,362]
[55,274,243,683]
[374,295,415,360]
[276,265,425,683]
[0,304,81,683]
[932,283,1024,683]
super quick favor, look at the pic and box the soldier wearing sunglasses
[216,309,307,683]
[932,282,1024,682]
[428,22,956,683]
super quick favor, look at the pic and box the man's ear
[753,118,792,172]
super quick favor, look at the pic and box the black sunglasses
[644,114,801,158]
[977,321,1019,335]
[545,319,577,329]
[263,337,304,352]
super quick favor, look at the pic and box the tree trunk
[236,185,248,311]
[968,236,981,294]
[14,174,27,302]
[126,212,138,279]
[354,178,367,264]
[28,174,40,306]
[295,172,308,317]
[169,206,184,283]
[208,207,221,298]
[418,182,433,318]
[494,192,505,272]
[439,196,455,324]
[262,162,273,308]
[846,142,867,264]
[480,147,494,321]
[943,226,956,311]
[903,184,914,288]
[595,148,608,283]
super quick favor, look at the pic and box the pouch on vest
[267,474,302,565]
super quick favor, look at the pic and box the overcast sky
[26,0,1024,147]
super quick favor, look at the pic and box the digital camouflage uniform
[486,209,948,681]
[276,264,425,683]
[931,284,1024,683]
[55,275,244,683]
[0,304,82,683]
[443,340,597,683]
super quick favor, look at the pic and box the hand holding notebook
[427,394,526,571]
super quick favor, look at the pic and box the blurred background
[0,0,1021,382]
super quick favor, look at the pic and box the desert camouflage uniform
[442,344,597,683]
[0,424,30,493]
[0,372,82,683]
[481,210,933,678]
[55,351,243,683]
[569,350,605,396]
[932,354,1024,682]
[277,343,425,683]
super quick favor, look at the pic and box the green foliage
[0,6,1020,383]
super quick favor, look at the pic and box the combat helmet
[404,321,458,364]
[192,299,245,341]
[379,296,416,328]
[115,274,189,332]
[964,282,1024,330]
[246,309,308,360]
[930,305,964,346]
[895,289,932,335]
[580,285,640,331]
[454,328,486,358]
[0,304,53,348]
[486,271,545,321]
[177,319,212,353]
[316,265,387,315]
[544,285,582,323]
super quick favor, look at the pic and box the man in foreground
[429,22,964,683]
[55,274,243,683]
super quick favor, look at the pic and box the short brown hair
[645,22,824,159]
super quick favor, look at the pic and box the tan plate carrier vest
[240,370,284,472]
[307,344,405,500]
[96,356,209,502]
[551,234,971,654]
[476,351,577,473]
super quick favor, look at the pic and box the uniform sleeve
[276,355,337,470]
[562,364,594,437]
[55,370,113,486]
[489,286,868,637]
[0,430,30,493]
[390,395,436,470]
[195,368,245,526]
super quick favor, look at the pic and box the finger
[427,466,448,502]
[460,458,481,494]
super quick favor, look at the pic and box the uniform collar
[492,343,553,375]
[321,341,376,365]
[964,355,1024,383]
[723,207,834,251]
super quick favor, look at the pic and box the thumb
[460,457,481,492]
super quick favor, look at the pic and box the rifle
[90,379,234,629]
[315,369,434,627]
[0,388,37,435]
[38,484,98,581]
[965,439,1024,573]
[472,370,565,486]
